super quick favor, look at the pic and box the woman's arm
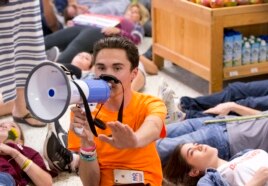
[203,102,261,116]
[245,167,268,186]
[1,144,52,186]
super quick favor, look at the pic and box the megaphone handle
[72,81,98,137]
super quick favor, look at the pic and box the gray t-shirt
[227,112,268,157]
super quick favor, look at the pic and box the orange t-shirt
[68,91,167,186]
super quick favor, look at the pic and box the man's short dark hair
[92,36,139,70]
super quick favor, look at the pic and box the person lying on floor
[164,143,268,186]
[45,2,149,64]
[160,79,268,122]
[0,121,53,186]
[157,103,268,166]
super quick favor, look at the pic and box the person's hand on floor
[101,27,121,36]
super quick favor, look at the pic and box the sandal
[13,113,46,128]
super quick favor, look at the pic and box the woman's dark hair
[164,144,203,186]
[92,36,139,71]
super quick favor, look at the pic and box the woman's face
[124,6,141,23]
[0,121,21,143]
[180,143,218,172]
[72,52,92,71]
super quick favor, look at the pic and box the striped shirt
[0,0,47,102]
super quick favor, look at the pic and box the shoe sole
[43,130,62,172]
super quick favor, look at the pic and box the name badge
[114,169,144,184]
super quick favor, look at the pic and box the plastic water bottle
[259,40,267,62]
[250,40,259,64]
[242,41,251,65]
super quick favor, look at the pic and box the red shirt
[0,143,49,186]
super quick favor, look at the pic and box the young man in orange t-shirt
[68,36,167,186]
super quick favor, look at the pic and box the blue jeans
[157,117,230,165]
[0,172,16,186]
[181,80,268,119]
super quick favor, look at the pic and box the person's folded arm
[204,102,261,116]
[245,167,268,186]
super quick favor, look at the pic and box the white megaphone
[25,62,111,123]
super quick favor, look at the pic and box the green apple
[224,0,237,6]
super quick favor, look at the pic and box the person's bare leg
[12,88,45,126]
[139,55,158,75]
[0,99,13,116]
[131,69,145,92]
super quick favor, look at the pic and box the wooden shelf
[224,62,268,80]
[152,0,268,93]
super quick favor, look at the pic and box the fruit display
[210,0,224,8]
[187,0,267,8]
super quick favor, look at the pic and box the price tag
[250,67,258,73]
[229,71,238,77]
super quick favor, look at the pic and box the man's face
[94,49,137,98]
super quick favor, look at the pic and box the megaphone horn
[25,62,111,123]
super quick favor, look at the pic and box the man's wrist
[81,139,95,148]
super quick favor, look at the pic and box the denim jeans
[157,117,230,165]
[0,172,16,186]
[181,79,268,119]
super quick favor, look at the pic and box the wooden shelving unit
[152,0,268,93]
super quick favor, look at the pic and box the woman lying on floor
[164,143,268,186]
[0,121,53,186]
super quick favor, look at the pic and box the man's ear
[131,67,138,81]
[188,168,200,177]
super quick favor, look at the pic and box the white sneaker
[157,78,169,99]
[162,87,185,124]
[46,46,60,62]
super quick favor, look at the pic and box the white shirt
[218,149,268,186]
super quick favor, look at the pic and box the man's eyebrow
[113,63,124,66]
[95,63,104,66]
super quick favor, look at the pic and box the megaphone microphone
[25,62,111,124]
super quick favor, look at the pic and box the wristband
[80,149,96,156]
[8,152,19,162]
[21,159,32,171]
[80,144,96,152]
[23,160,33,172]
[80,153,97,162]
